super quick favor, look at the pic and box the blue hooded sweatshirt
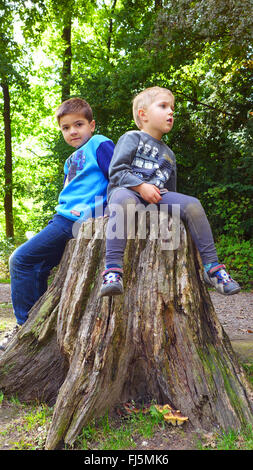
[55,134,114,222]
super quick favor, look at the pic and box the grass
[1,392,253,451]
[76,405,253,451]
[198,425,253,450]
[0,364,253,451]
[75,406,166,451]
[0,398,172,451]
[0,321,8,332]
[0,396,54,450]
[242,363,253,387]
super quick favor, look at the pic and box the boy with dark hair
[100,86,240,297]
[0,97,114,351]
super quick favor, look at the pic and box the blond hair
[56,97,93,124]
[132,86,174,129]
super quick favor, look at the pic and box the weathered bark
[0,216,252,450]
[0,242,73,404]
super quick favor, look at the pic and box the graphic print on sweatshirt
[131,139,174,189]
[64,149,86,186]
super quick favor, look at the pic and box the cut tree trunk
[0,216,252,450]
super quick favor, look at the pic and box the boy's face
[59,112,95,148]
[139,93,174,140]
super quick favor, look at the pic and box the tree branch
[175,90,235,116]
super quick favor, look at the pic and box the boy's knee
[184,197,203,218]
[110,191,138,211]
[9,245,26,270]
[121,196,138,210]
[9,249,18,270]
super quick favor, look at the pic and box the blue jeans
[9,214,74,325]
[105,188,218,268]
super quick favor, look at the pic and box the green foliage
[215,235,253,290]
[203,183,253,237]
[199,425,253,450]
[27,132,73,231]
[0,397,53,450]
[0,0,252,287]
[76,407,165,451]
[242,363,253,387]
[0,234,16,279]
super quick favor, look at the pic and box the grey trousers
[105,188,218,268]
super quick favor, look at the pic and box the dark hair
[55,97,93,124]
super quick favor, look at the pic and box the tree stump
[0,216,252,450]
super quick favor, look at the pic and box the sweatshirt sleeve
[96,140,115,179]
[62,158,70,187]
[108,132,145,188]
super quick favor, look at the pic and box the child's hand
[131,183,162,204]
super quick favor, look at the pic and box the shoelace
[103,272,122,284]
[214,269,232,284]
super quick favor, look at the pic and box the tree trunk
[0,216,252,450]
[61,19,72,102]
[106,0,117,60]
[1,81,14,238]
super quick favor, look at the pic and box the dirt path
[209,290,253,363]
[0,284,15,342]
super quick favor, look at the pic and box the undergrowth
[1,389,253,451]
[75,406,166,451]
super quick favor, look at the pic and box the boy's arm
[96,140,115,179]
[108,132,146,189]
[109,132,164,203]
[62,159,70,188]
[131,182,162,203]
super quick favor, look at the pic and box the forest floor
[0,283,252,452]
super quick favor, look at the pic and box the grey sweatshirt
[107,130,177,201]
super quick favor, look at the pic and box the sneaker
[203,264,241,295]
[100,268,124,297]
[0,324,21,352]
